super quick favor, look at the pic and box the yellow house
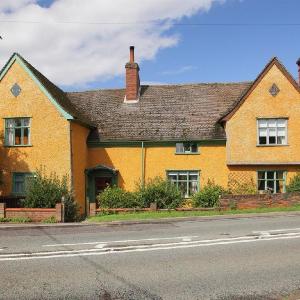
[0,47,300,215]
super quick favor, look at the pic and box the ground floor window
[167,170,199,198]
[12,172,33,195]
[257,171,286,193]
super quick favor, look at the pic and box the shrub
[24,167,78,222]
[286,173,300,192]
[192,180,225,208]
[137,177,183,209]
[97,186,141,209]
[42,216,57,223]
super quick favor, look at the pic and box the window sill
[175,153,200,155]
[4,144,33,148]
[256,144,289,147]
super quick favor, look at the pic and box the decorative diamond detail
[10,83,21,97]
[269,83,280,97]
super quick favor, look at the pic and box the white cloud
[0,0,224,87]
[162,65,198,75]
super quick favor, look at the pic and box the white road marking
[42,235,200,247]
[253,227,300,234]
[3,231,300,262]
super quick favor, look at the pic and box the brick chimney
[297,58,300,85]
[125,46,140,102]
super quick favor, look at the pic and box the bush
[97,186,141,209]
[286,173,300,192]
[192,180,225,208]
[24,168,78,222]
[137,177,183,209]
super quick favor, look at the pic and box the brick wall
[0,203,62,222]
[220,192,300,209]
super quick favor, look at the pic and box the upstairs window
[176,142,198,154]
[257,171,286,194]
[258,118,287,145]
[5,118,31,146]
[167,170,199,198]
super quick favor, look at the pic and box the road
[2,214,300,299]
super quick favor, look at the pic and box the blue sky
[1,0,299,91]
[103,0,300,90]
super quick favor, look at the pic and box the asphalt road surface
[2,214,300,300]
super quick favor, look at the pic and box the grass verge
[88,205,300,223]
[0,217,32,223]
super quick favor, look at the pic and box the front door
[95,177,112,198]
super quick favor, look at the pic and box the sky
[0,0,299,91]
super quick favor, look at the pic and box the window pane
[258,180,265,191]
[23,118,30,127]
[183,143,191,152]
[267,180,275,193]
[189,181,198,196]
[178,181,188,197]
[191,143,198,153]
[268,120,276,127]
[23,128,29,145]
[259,128,267,137]
[277,119,286,127]
[267,171,275,179]
[258,171,265,180]
[189,175,198,181]
[168,174,177,182]
[259,136,267,144]
[5,128,14,145]
[15,119,22,127]
[14,128,22,145]
[176,143,184,153]
[178,173,187,180]
[258,120,267,127]
[6,119,14,128]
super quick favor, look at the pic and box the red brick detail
[5,206,62,222]
[0,203,5,218]
[89,203,97,216]
[125,63,140,101]
[220,192,300,210]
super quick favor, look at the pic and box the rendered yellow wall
[88,144,229,191]
[226,64,300,164]
[70,122,90,212]
[0,61,71,195]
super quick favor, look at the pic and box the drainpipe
[141,141,145,188]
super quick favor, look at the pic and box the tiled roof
[66,82,252,142]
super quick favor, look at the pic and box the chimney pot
[130,46,135,63]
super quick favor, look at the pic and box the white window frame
[257,170,286,194]
[175,142,199,154]
[4,117,31,146]
[167,170,199,198]
[257,118,287,146]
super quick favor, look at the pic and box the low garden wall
[0,203,62,222]
[220,192,300,209]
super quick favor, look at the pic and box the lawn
[88,205,300,223]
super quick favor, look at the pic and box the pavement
[1,213,300,299]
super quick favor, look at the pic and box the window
[257,118,287,145]
[5,118,31,146]
[257,171,286,194]
[12,172,33,195]
[167,171,199,198]
[175,142,198,154]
